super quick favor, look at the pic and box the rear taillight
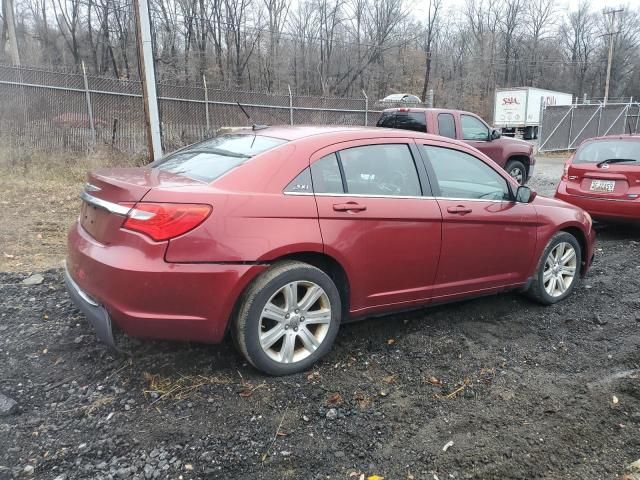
[562,156,574,181]
[120,203,212,241]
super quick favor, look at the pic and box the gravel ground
[1,157,640,480]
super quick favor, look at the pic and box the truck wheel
[505,160,527,185]
[523,126,533,140]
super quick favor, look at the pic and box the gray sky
[412,0,633,20]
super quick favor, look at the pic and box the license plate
[590,180,615,192]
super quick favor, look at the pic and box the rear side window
[310,154,344,194]
[376,112,426,133]
[152,134,287,182]
[437,113,456,139]
[339,144,422,196]
[574,140,640,164]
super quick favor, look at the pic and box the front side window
[461,115,490,141]
[422,145,510,201]
[437,113,456,139]
[152,134,287,182]
[338,144,422,196]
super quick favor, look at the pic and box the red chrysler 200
[65,126,595,375]
[555,135,640,221]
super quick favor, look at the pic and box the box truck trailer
[494,87,573,140]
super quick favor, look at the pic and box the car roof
[582,134,640,142]
[233,125,443,142]
[380,107,475,116]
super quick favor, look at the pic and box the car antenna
[236,101,268,131]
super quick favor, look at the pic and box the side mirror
[515,185,537,203]
[490,129,501,141]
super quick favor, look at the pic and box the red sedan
[66,126,595,375]
[555,135,640,221]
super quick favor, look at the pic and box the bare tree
[420,0,440,101]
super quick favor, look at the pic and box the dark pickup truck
[377,107,535,184]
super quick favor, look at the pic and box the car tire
[506,159,527,185]
[527,232,582,305]
[232,261,342,376]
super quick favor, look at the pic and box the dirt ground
[1,155,640,480]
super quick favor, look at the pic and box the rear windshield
[574,139,640,165]
[376,112,427,133]
[151,134,287,182]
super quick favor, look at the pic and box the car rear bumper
[64,265,117,348]
[555,183,640,220]
[66,221,267,345]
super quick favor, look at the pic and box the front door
[418,143,538,300]
[459,113,502,162]
[311,139,443,315]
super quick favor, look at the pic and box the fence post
[288,84,293,125]
[362,90,368,126]
[427,89,434,108]
[567,104,575,150]
[81,61,96,148]
[203,74,210,135]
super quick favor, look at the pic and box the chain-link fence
[0,64,430,156]
[539,101,640,152]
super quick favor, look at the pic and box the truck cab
[376,107,535,185]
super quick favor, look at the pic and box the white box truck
[494,87,573,140]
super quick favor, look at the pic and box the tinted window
[376,112,426,133]
[310,154,344,194]
[152,134,286,182]
[574,140,640,164]
[460,115,489,141]
[437,113,456,139]
[284,168,313,193]
[422,145,510,201]
[339,144,421,196]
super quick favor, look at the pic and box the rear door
[311,138,442,315]
[418,142,537,299]
[566,139,640,200]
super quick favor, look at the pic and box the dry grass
[0,145,143,272]
[143,372,233,402]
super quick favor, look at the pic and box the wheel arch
[275,251,351,317]
[559,225,589,276]
[506,154,531,174]
[225,251,351,338]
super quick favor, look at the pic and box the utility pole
[3,0,21,66]
[603,8,623,106]
[133,0,162,161]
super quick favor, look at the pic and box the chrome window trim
[80,191,132,216]
[284,191,512,203]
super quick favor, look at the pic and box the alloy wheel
[510,167,524,184]
[259,281,332,364]
[543,242,577,297]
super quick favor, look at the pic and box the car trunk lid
[80,168,205,244]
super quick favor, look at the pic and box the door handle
[333,202,367,212]
[447,205,472,215]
